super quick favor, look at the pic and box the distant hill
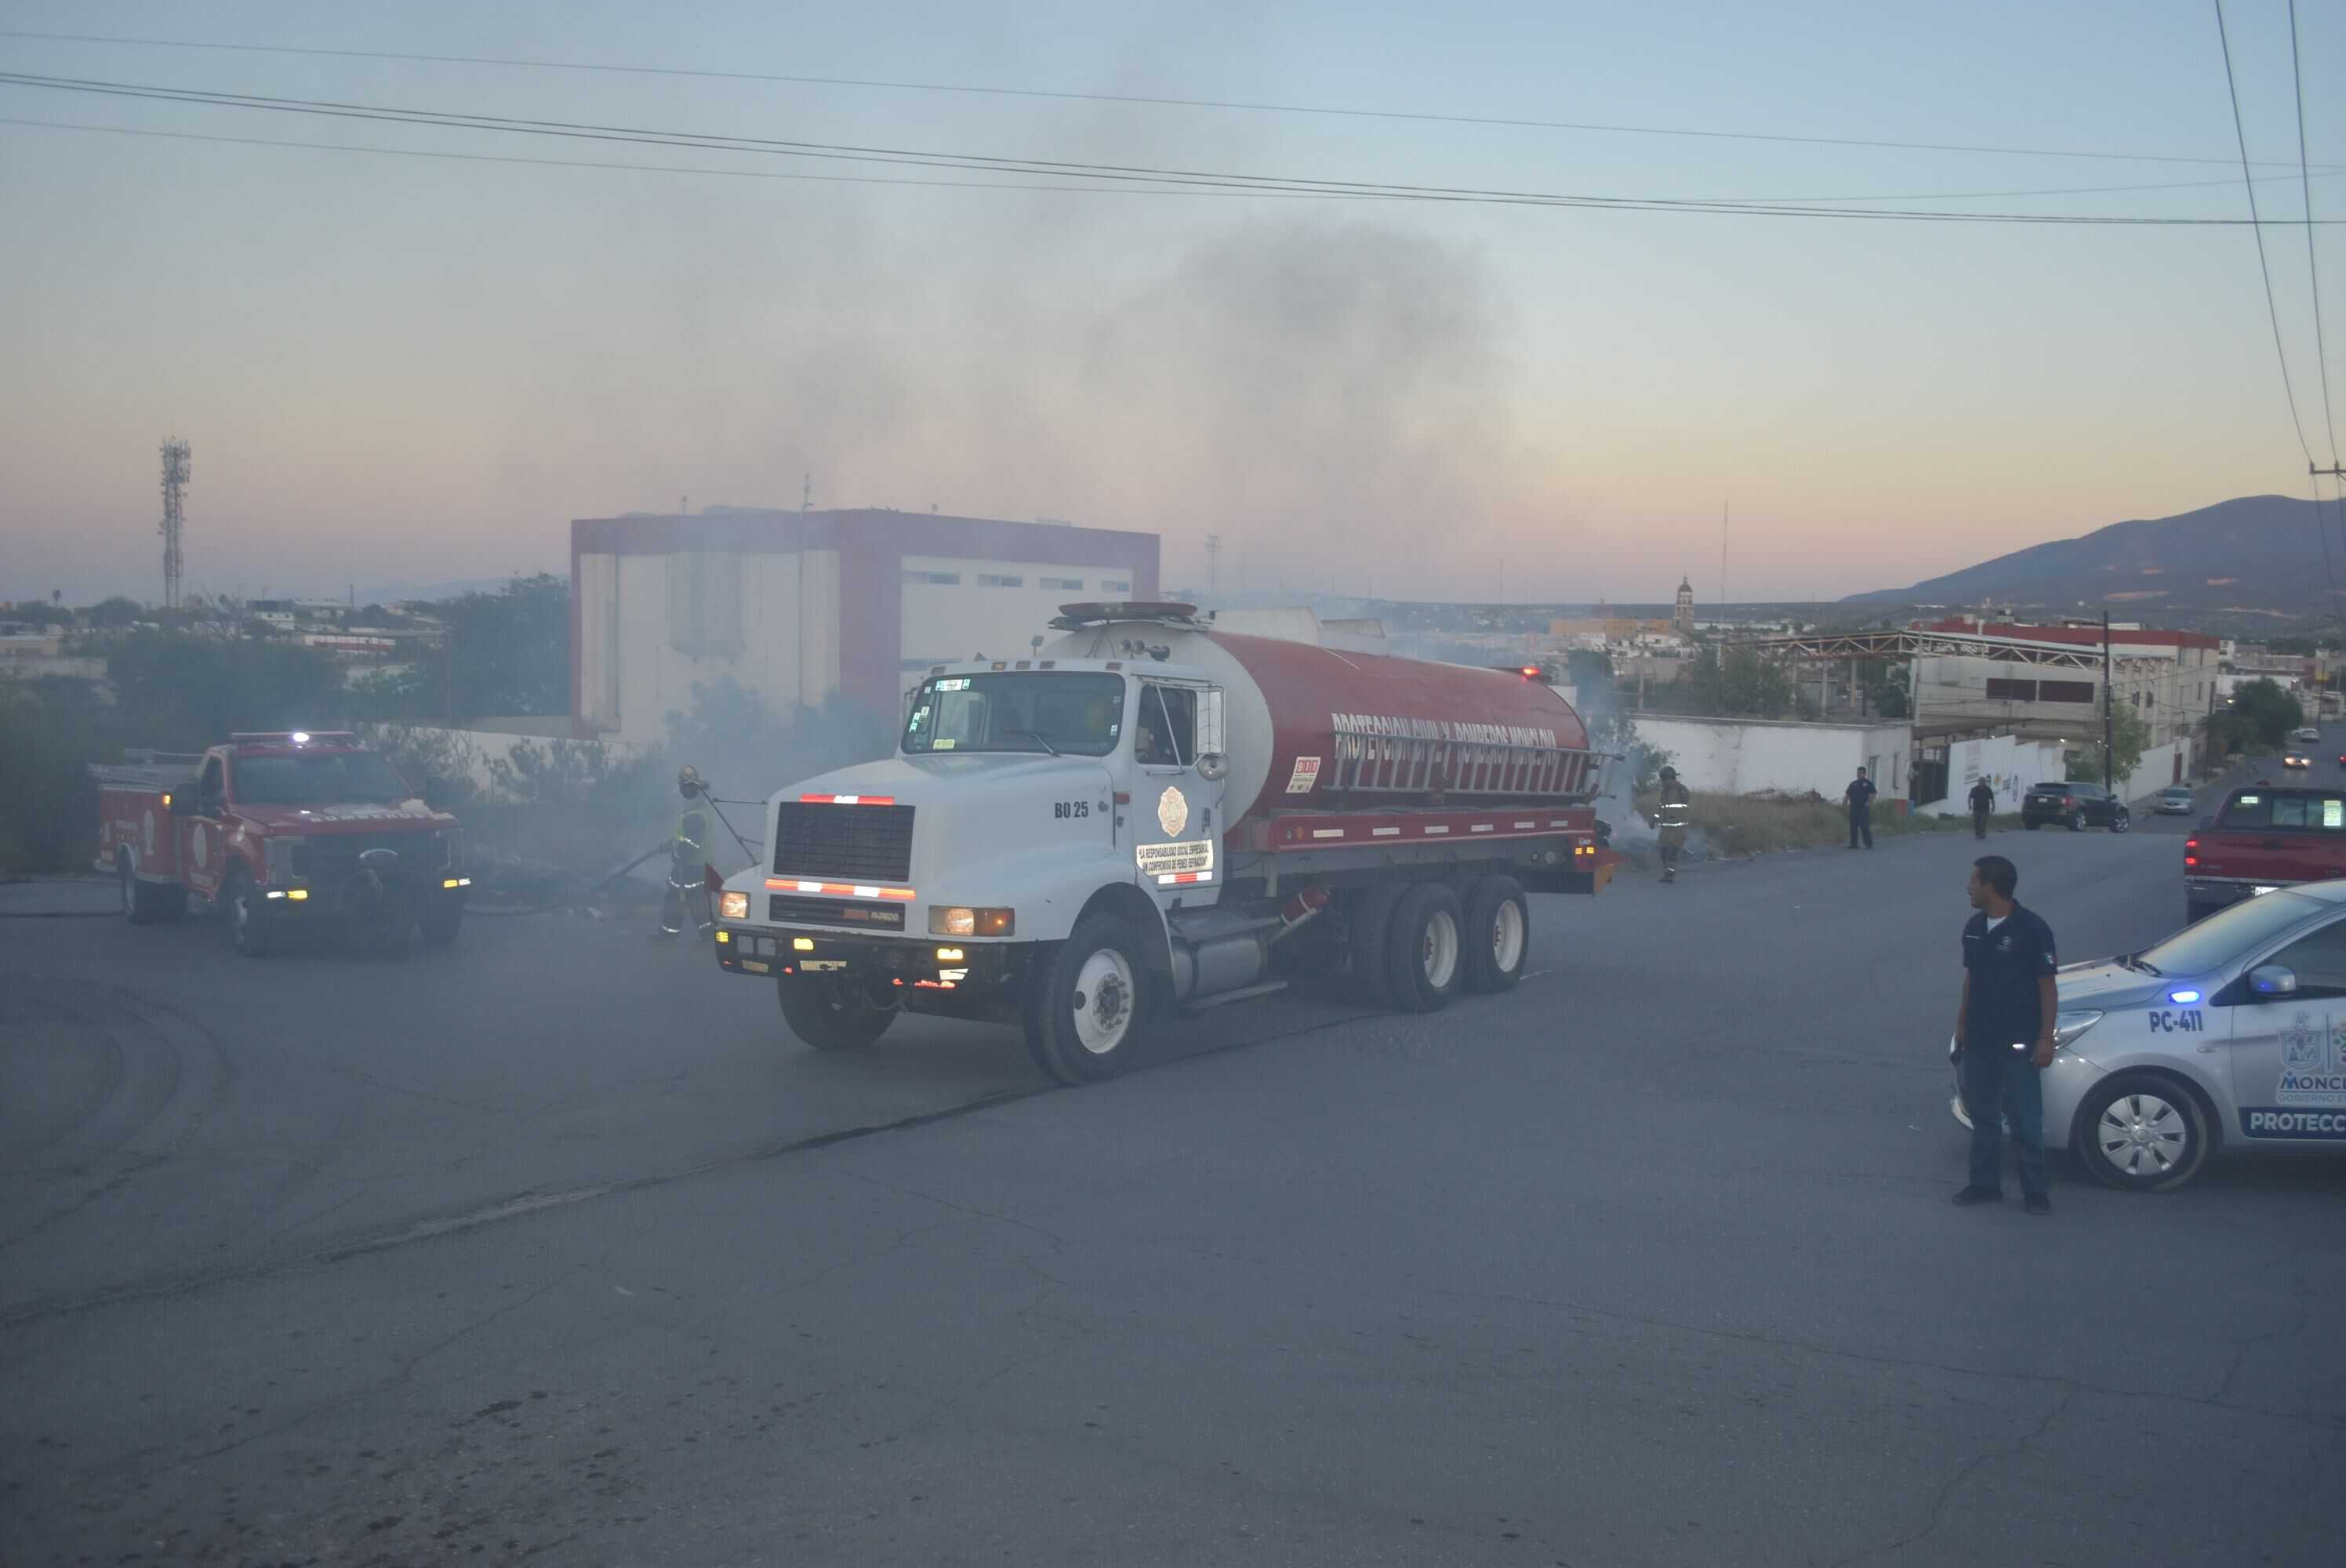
[1843,495,2344,611]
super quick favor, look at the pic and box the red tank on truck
[709,603,1624,1083]
[91,731,470,956]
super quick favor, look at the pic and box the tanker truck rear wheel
[1460,875,1530,994]
[1385,883,1465,1014]
[777,974,895,1051]
[1025,916,1151,1085]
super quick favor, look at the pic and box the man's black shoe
[2024,1193,2051,1215]
[1952,1186,2001,1207]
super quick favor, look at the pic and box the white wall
[590,548,841,746]
[897,555,1133,670]
[1919,733,2068,817]
[1635,716,1912,800]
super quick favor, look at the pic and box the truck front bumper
[716,925,1026,1000]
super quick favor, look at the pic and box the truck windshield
[902,673,1124,757]
[233,751,415,805]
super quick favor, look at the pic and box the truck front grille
[300,832,438,880]
[768,895,906,931]
[772,803,914,884]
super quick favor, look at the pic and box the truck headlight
[930,906,1014,938]
[264,835,303,885]
[720,890,750,921]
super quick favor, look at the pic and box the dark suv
[2021,780,2130,833]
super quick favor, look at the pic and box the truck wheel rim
[1490,900,1525,974]
[119,860,133,914]
[2096,1092,2188,1178]
[232,888,251,938]
[1072,949,1135,1055]
[1422,909,1460,989]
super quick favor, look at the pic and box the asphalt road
[4,773,2342,1566]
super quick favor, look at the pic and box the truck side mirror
[1196,753,1229,782]
[169,792,198,817]
[423,775,449,811]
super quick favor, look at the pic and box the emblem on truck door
[1157,785,1189,837]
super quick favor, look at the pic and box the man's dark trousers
[1973,807,1989,839]
[1961,1045,2048,1199]
[1849,808,1873,849]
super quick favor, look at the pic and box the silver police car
[1953,882,2346,1190]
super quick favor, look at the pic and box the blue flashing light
[2169,989,2202,1005]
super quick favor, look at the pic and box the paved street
[4,791,2342,1566]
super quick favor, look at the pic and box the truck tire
[2111,808,2131,834]
[420,899,464,947]
[1024,916,1150,1085]
[1460,875,1530,994]
[777,974,895,1052]
[1346,884,1408,1008]
[223,867,274,958]
[1385,883,1465,1014]
[118,851,182,925]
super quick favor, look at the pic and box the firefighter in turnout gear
[1652,765,1692,884]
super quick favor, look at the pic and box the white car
[2292,727,2321,742]
[2154,785,2195,815]
[1952,883,2346,1190]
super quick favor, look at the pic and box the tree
[2066,699,2152,785]
[86,595,144,629]
[439,574,571,719]
[1669,644,1796,718]
[101,630,347,750]
[2228,678,2305,750]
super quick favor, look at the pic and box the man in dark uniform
[1951,854,2057,1214]
[1967,776,1996,840]
[1844,766,1877,849]
[1651,764,1691,884]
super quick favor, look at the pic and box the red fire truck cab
[92,731,470,956]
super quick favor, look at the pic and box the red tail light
[2184,836,2199,869]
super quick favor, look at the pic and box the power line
[6,25,2340,173]
[4,71,2343,227]
[16,111,2341,214]
[2213,2,2320,465]
[2289,0,2341,469]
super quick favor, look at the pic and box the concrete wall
[1634,716,1912,800]
[1919,733,2069,817]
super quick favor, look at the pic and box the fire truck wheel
[1385,883,1465,1014]
[1024,916,1150,1085]
[777,974,895,1052]
[1460,875,1530,994]
[1347,884,1408,1008]
[420,900,464,947]
[223,868,274,958]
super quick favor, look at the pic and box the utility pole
[1205,533,1221,595]
[2111,610,2130,797]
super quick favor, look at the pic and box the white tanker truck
[710,603,1621,1083]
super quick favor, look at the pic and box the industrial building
[570,508,1160,745]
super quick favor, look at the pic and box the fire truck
[710,604,1619,1083]
[91,731,470,956]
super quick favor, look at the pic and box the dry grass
[1632,790,2025,859]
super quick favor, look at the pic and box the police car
[1952,882,2346,1191]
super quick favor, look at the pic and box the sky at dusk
[2,1,2341,607]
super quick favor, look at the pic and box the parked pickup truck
[2184,782,2346,924]
[92,731,469,955]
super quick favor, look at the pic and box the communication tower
[159,438,191,610]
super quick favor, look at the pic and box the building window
[1985,677,2036,702]
[1103,579,1131,594]
[2037,680,2097,705]
[1040,577,1084,591]
[976,574,1025,588]
[902,571,961,586]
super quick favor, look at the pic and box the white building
[572,508,1159,745]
